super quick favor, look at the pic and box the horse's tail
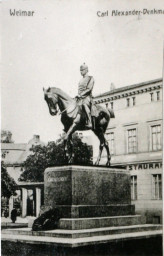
[107,108,115,118]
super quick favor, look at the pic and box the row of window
[150,91,160,102]
[106,102,113,109]
[104,91,161,110]
[127,91,161,107]
[127,92,161,107]
[106,124,162,155]
[131,174,162,200]
[127,97,135,107]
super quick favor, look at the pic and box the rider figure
[76,63,94,129]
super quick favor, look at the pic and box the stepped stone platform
[58,215,145,230]
[2,224,162,247]
[2,166,162,247]
[2,224,162,239]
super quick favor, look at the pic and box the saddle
[91,100,99,117]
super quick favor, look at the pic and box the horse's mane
[49,87,73,101]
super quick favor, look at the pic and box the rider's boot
[84,105,92,129]
[91,116,96,130]
[86,115,92,129]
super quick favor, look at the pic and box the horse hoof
[68,158,74,164]
[106,161,111,166]
[64,156,68,163]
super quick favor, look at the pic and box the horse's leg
[68,134,74,164]
[104,139,111,166]
[64,138,68,162]
[64,136,72,163]
[103,120,111,166]
[64,122,78,164]
[94,130,105,166]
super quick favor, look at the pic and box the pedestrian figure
[11,208,17,223]
[4,207,8,218]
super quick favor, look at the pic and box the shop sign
[128,162,162,171]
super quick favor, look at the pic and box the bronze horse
[43,87,115,166]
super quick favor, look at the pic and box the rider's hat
[80,63,88,71]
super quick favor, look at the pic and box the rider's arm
[79,77,94,97]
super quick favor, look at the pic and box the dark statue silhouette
[43,87,115,166]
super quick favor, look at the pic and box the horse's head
[43,87,58,116]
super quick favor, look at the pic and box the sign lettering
[47,177,68,182]
[127,162,162,171]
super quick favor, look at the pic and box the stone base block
[44,166,131,207]
[59,215,146,230]
[44,165,133,218]
[42,204,135,218]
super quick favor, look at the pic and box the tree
[19,133,93,182]
[1,130,13,143]
[1,162,17,198]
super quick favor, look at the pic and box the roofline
[1,149,26,151]
[94,78,163,99]
[3,162,23,167]
[1,143,27,146]
[1,143,26,150]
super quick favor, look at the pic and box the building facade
[94,78,163,223]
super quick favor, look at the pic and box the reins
[46,89,78,116]
[58,101,77,115]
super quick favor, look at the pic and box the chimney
[110,83,115,91]
[33,135,40,143]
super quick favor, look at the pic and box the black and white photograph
[1,0,163,255]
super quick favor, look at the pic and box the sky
[1,0,164,143]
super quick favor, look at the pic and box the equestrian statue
[43,63,115,166]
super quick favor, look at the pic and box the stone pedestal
[44,166,135,218]
[4,165,161,248]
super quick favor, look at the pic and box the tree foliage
[19,133,93,182]
[1,162,17,198]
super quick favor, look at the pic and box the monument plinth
[44,166,135,218]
